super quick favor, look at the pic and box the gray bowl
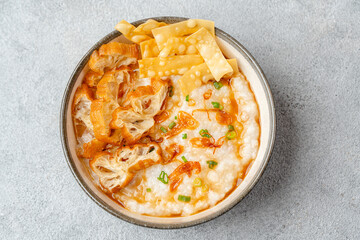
[60,16,276,228]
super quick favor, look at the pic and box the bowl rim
[60,16,276,229]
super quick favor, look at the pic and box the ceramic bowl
[60,16,276,228]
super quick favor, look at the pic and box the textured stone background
[0,0,359,239]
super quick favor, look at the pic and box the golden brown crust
[72,83,93,114]
[90,99,122,145]
[110,107,155,144]
[90,143,162,193]
[109,77,168,144]
[98,42,139,59]
[81,139,106,159]
[125,77,168,116]
[84,70,103,87]
[88,42,139,74]
[95,68,131,102]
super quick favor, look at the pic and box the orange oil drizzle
[165,111,199,138]
[168,161,201,192]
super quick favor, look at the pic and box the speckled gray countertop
[0,0,359,239]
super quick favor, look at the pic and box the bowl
[60,16,276,228]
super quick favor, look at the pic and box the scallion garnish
[199,129,208,135]
[206,160,218,169]
[228,125,235,131]
[182,133,187,139]
[178,195,191,202]
[146,188,151,192]
[213,82,223,90]
[226,131,236,140]
[157,171,169,184]
[185,95,189,102]
[169,86,174,97]
[168,121,176,129]
[160,126,168,133]
[199,129,211,138]
[175,116,178,120]
[211,101,223,110]
[193,177,202,187]
[181,156,188,163]
[211,102,220,108]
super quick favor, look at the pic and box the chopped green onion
[199,129,208,135]
[168,121,176,129]
[199,129,211,138]
[228,125,235,131]
[206,160,218,169]
[193,177,202,187]
[211,102,220,108]
[148,147,155,153]
[160,126,167,133]
[211,101,223,110]
[185,95,189,102]
[178,195,191,202]
[175,116,178,120]
[146,188,151,192]
[213,81,223,90]
[157,171,169,184]
[182,133,187,139]
[169,86,174,97]
[181,156,188,163]
[226,131,236,140]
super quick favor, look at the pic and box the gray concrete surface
[1,0,359,239]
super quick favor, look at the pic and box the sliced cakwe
[110,78,168,144]
[124,77,168,117]
[88,42,139,74]
[90,99,123,145]
[110,107,155,144]
[90,143,162,193]
[72,84,106,158]
[96,67,132,104]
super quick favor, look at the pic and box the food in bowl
[71,19,260,217]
